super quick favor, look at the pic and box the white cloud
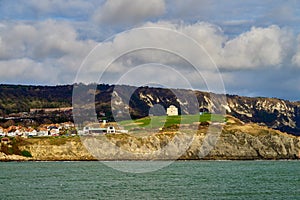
[0,58,57,84]
[1,20,97,58]
[72,21,300,98]
[0,20,97,84]
[221,25,294,69]
[86,22,296,72]
[92,0,165,26]
[2,19,300,95]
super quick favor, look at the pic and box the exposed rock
[0,152,31,161]
[18,138,96,161]
[4,120,299,161]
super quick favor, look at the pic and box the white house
[15,129,22,136]
[8,132,16,137]
[28,130,38,137]
[106,126,116,133]
[37,130,48,137]
[0,127,4,137]
[167,105,178,116]
[50,128,60,136]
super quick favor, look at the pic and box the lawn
[119,113,225,130]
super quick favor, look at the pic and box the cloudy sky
[1,0,300,101]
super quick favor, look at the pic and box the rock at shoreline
[0,152,31,161]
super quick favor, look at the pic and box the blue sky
[1,0,300,100]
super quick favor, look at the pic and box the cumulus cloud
[2,19,300,98]
[221,25,295,69]
[92,0,165,26]
[1,0,300,100]
[0,58,57,84]
[84,21,296,72]
[0,20,97,84]
[0,20,96,59]
[71,20,300,98]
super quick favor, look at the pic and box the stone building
[166,105,178,116]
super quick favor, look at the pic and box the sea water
[1,161,300,199]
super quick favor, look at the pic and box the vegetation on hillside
[119,113,226,131]
[0,84,73,115]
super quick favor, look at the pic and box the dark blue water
[1,161,300,199]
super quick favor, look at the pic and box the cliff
[2,117,300,161]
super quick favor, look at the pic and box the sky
[1,0,300,100]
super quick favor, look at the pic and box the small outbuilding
[166,105,178,116]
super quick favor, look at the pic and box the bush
[21,150,32,157]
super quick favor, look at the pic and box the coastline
[2,118,300,162]
[1,157,300,162]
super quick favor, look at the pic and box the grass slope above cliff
[119,113,225,130]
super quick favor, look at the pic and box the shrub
[21,150,32,157]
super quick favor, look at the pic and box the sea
[1,160,300,199]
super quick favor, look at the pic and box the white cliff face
[222,97,299,134]
[112,91,123,106]
[96,85,300,135]
[139,93,154,107]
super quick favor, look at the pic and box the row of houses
[0,122,75,138]
[0,121,128,138]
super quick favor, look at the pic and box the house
[49,128,60,136]
[83,124,117,135]
[47,125,60,136]
[0,127,5,137]
[83,126,106,135]
[107,126,116,134]
[7,126,17,133]
[14,129,23,136]
[37,127,48,137]
[28,129,38,137]
[7,131,16,137]
[167,105,178,116]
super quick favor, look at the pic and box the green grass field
[119,113,226,130]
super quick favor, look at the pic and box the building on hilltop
[166,105,178,116]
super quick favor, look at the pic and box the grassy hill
[119,113,226,131]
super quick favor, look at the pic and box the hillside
[0,84,300,135]
[0,84,72,115]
